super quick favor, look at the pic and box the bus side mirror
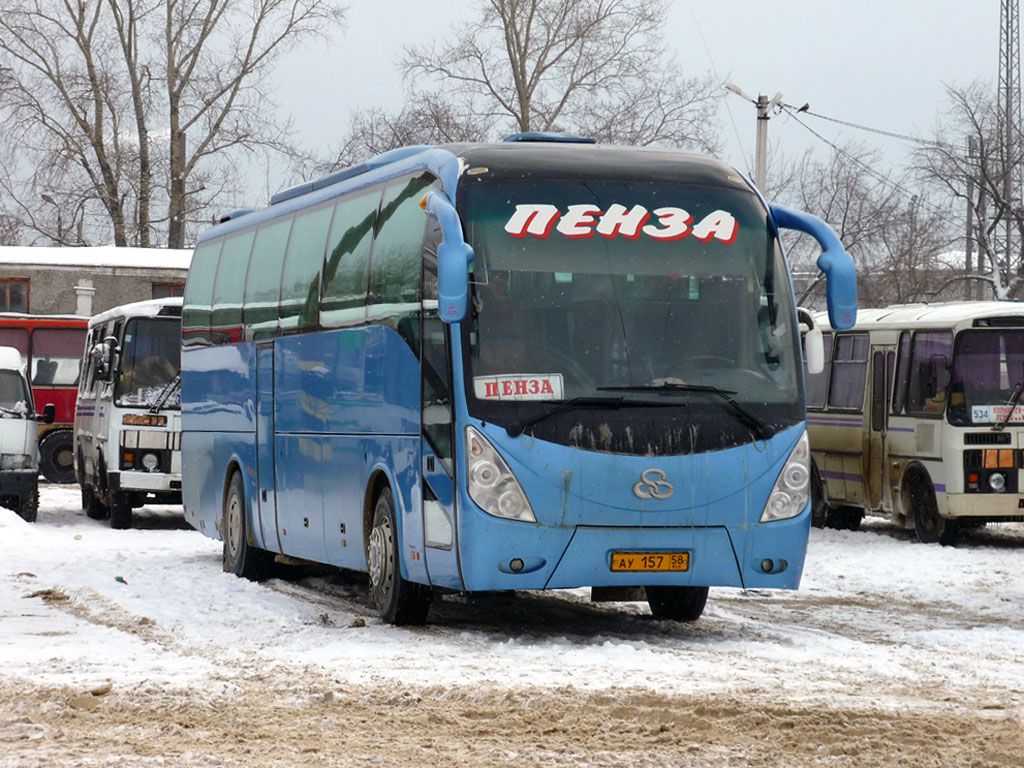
[91,336,119,381]
[39,403,56,424]
[770,204,858,331]
[424,190,474,324]
[798,308,824,374]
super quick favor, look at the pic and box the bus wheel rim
[368,519,392,592]
[227,493,242,559]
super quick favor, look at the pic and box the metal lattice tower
[998,0,1022,273]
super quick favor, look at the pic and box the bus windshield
[114,318,181,408]
[459,178,803,454]
[949,329,1024,425]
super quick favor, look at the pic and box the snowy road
[2,486,1023,767]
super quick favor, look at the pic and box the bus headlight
[760,432,810,523]
[465,426,535,522]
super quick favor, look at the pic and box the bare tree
[337,0,721,163]
[780,141,956,308]
[916,81,1024,300]
[0,0,345,248]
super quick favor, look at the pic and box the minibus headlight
[141,452,160,471]
[761,432,811,523]
[0,453,34,470]
[465,426,535,522]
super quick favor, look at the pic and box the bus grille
[964,432,1012,445]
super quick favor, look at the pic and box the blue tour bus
[181,136,857,625]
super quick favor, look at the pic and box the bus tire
[109,493,132,530]
[223,470,272,581]
[17,488,38,523]
[645,585,709,622]
[83,485,109,520]
[827,506,864,531]
[38,429,76,485]
[367,486,431,625]
[911,479,958,546]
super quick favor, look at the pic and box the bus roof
[88,296,183,328]
[815,301,1024,332]
[204,141,756,243]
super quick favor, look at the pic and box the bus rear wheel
[39,429,76,484]
[645,585,709,622]
[223,470,272,580]
[912,479,958,546]
[367,487,431,625]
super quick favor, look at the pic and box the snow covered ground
[2,486,1023,767]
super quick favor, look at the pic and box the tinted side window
[211,230,255,345]
[892,330,912,414]
[321,189,381,327]
[906,330,953,416]
[368,174,436,318]
[182,239,223,348]
[243,217,293,341]
[804,332,833,410]
[279,204,334,335]
[828,332,869,410]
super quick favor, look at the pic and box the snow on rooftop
[0,245,192,270]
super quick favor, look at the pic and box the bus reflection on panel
[806,301,1024,545]
[181,136,857,625]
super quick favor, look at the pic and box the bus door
[255,342,280,552]
[867,346,895,510]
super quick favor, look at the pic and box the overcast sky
[274,1,999,187]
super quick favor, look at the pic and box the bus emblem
[633,468,674,500]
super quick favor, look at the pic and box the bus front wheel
[911,479,958,546]
[367,487,431,625]
[223,471,273,581]
[645,585,709,622]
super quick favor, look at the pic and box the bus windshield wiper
[598,383,768,441]
[149,373,181,414]
[505,396,675,437]
[993,378,1024,431]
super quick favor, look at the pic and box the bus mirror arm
[770,204,858,331]
[424,190,475,324]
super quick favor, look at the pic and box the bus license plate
[610,552,689,572]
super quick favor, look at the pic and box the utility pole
[725,84,783,191]
[997,0,1021,286]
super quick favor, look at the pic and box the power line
[779,103,948,148]
[779,105,952,217]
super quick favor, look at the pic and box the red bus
[0,314,89,483]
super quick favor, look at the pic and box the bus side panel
[364,436,428,585]
[182,343,258,541]
[320,434,370,571]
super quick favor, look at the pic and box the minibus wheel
[645,585,709,622]
[223,470,272,580]
[367,486,431,625]
[911,479,958,546]
[109,494,132,530]
[83,485,109,520]
[16,488,38,523]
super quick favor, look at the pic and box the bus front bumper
[458,513,809,592]
[944,492,1024,520]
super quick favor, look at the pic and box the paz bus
[807,301,1024,545]
[0,314,88,484]
[74,297,183,529]
[181,136,857,624]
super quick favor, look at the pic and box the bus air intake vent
[973,316,1024,327]
[502,132,597,144]
[964,432,1012,445]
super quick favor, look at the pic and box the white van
[74,297,182,529]
[0,346,55,521]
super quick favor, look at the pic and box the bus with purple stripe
[181,135,856,625]
[806,302,1024,544]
